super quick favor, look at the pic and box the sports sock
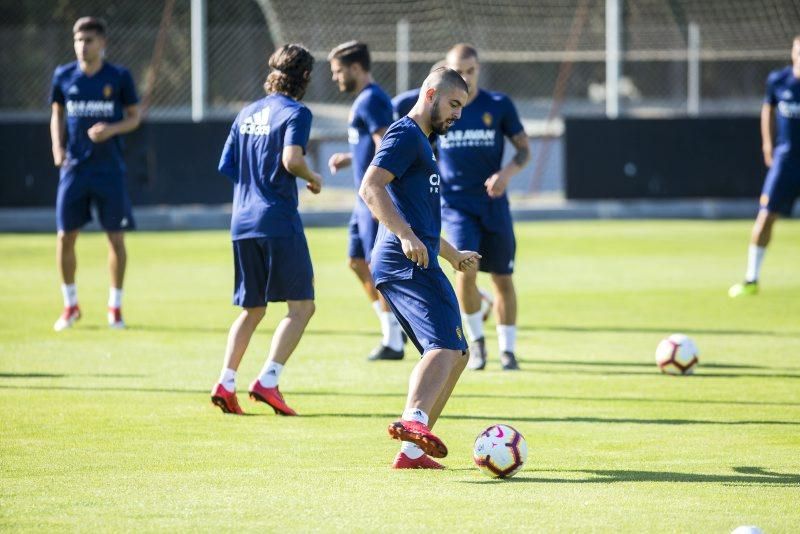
[257,361,284,388]
[219,368,237,392]
[386,313,404,351]
[496,324,517,353]
[461,310,484,342]
[745,244,766,283]
[373,300,395,349]
[400,440,424,459]
[371,299,383,317]
[402,407,429,426]
[108,287,123,309]
[61,284,77,307]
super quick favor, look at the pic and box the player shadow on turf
[2,384,799,408]
[517,359,780,370]
[460,466,800,486]
[88,324,378,338]
[0,372,146,378]
[518,324,800,338]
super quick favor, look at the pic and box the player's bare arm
[439,237,481,273]
[87,104,141,144]
[360,164,428,268]
[484,130,530,198]
[761,103,775,168]
[50,102,66,167]
[327,152,352,173]
[283,145,323,194]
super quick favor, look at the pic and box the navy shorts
[761,153,800,216]
[56,162,135,232]
[442,200,516,275]
[377,268,468,356]
[232,235,314,307]
[347,209,379,262]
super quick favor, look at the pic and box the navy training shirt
[765,66,800,157]
[50,61,139,171]
[349,83,393,211]
[436,89,524,203]
[391,88,420,121]
[369,116,443,285]
[219,93,312,240]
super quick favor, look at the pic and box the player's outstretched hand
[328,152,352,174]
[484,173,510,198]
[400,231,429,268]
[307,172,323,194]
[87,122,113,143]
[451,251,481,273]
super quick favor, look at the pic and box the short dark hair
[264,44,315,100]
[426,66,469,95]
[327,41,371,71]
[447,43,479,62]
[73,16,107,36]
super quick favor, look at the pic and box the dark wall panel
[564,117,765,199]
[0,121,235,207]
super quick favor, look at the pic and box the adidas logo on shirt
[239,108,271,135]
[68,85,79,95]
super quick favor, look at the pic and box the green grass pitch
[1,220,799,531]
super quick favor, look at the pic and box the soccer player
[210,44,322,416]
[50,17,141,331]
[326,41,406,360]
[729,36,800,298]
[439,44,530,371]
[360,67,480,469]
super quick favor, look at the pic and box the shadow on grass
[83,324,375,338]
[0,372,146,378]
[301,413,800,426]
[520,324,800,338]
[461,466,800,486]
[518,360,782,370]
[1,384,799,407]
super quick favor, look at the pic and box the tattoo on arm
[511,132,530,167]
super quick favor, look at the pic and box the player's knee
[107,233,126,252]
[290,300,315,321]
[57,230,78,246]
[493,273,514,288]
[244,306,266,321]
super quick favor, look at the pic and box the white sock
[497,324,517,353]
[61,284,77,307]
[400,440,424,459]
[402,407,429,426]
[258,361,283,388]
[219,368,237,392]
[386,314,404,351]
[371,299,383,317]
[461,310,484,342]
[108,287,123,309]
[745,244,766,283]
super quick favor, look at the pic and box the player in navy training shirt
[210,44,323,416]
[360,68,480,469]
[326,41,406,361]
[50,17,141,332]
[730,36,800,298]
[440,44,530,371]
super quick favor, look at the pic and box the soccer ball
[655,334,699,375]
[473,424,527,478]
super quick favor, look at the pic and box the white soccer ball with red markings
[473,424,527,478]
[655,334,699,375]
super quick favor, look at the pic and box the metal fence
[3,0,799,123]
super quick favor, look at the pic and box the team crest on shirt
[103,84,113,99]
[781,89,794,100]
[482,112,493,127]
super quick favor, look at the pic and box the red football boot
[392,452,445,469]
[248,380,297,416]
[53,305,81,332]
[210,383,243,415]
[387,420,448,458]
